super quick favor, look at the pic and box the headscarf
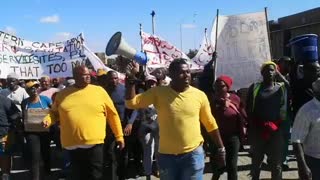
[261,61,277,72]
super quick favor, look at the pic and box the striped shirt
[291,98,320,159]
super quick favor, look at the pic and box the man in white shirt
[292,78,320,180]
[0,73,29,112]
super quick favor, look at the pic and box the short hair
[168,58,188,74]
[279,56,291,62]
[72,65,87,77]
[40,76,50,81]
[106,71,118,78]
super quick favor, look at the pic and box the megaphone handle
[134,52,148,65]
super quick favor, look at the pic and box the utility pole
[193,13,197,49]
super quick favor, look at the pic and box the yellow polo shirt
[44,84,123,148]
[126,86,218,154]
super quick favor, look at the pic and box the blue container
[288,34,318,64]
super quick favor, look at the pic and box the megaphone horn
[105,32,148,65]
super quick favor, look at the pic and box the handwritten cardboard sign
[211,11,271,90]
[24,108,50,132]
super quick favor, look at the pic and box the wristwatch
[217,147,226,153]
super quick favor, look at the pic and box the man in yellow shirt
[125,59,225,180]
[43,65,124,180]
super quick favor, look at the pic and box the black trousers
[250,129,284,180]
[69,144,104,180]
[104,134,142,180]
[211,135,240,180]
[25,132,51,180]
[305,155,320,180]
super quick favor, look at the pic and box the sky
[2,0,320,53]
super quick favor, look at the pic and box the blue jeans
[158,145,205,180]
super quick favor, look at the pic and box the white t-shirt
[0,86,29,112]
[292,98,320,159]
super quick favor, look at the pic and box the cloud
[4,26,17,35]
[40,14,60,23]
[182,23,196,29]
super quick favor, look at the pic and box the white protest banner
[210,11,271,90]
[192,30,214,66]
[0,31,87,79]
[141,31,201,70]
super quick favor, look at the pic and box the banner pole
[213,9,219,81]
[204,28,208,47]
[265,7,273,58]
[139,23,143,52]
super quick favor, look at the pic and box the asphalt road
[5,145,299,180]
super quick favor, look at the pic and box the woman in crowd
[22,81,52,180]
[211,75,246,180]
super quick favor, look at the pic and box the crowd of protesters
[0,50,319,180]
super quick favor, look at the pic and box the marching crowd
[0,53,319,180]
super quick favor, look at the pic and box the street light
[180,23,183,51]
[151,10,156,35]
[193,13,197,50]
[179,12,197,52]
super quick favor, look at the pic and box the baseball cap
[25,81,40,88]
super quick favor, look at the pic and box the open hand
[124,124,133,136]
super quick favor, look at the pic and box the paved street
[143,145,299,180]
[5,145,299,180]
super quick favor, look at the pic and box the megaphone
[106,32,148,65]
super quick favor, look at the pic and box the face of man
[304,62,320,83]
[7,78,19,91]
[40,77,51,90]
[261,65,276,82]
[107,72,119,88]
[279,61,291,75]
[170,64,191,88]
[74,66,91,88]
